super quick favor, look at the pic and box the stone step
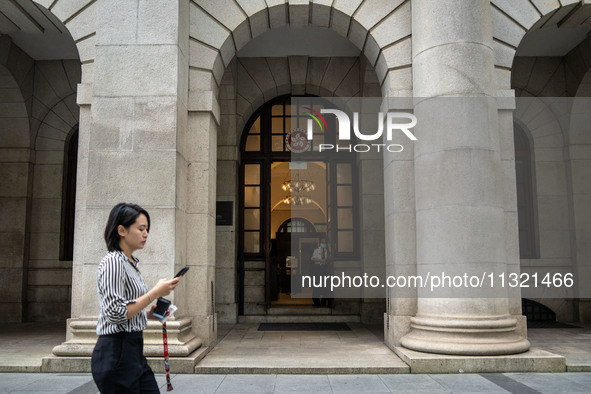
[393,347,566,373]
[194,365,409,374]
[237,314,361,323]
[267,307,331,315]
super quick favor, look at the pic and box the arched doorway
[509,3,591,323]
[0,1,81,323]
[239,95,357,311]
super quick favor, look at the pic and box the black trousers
[91,331,159,394]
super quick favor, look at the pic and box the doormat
[527,321,581,329]
[258,323,351,331]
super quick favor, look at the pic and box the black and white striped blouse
[96,250,149,335]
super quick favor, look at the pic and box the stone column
[50,0,201,367]
[359,62,387,324]
[400,0,530,355]
[215,68,239,324]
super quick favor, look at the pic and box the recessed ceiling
[0,0,78,60]
[516,24,591,56]
[237,25,360,58]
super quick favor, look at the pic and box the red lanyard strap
[162,322,173,391]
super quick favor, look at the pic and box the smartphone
[174,266,190,278]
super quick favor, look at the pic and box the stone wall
[28,60,80,322]
[511,34,591,321]
[0,39,33,323]
[0,34,80,322]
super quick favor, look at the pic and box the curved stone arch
[575,68,591,98]
[31,61,80,145]
[514,96,567,151]
[189,0,412,103]
[492,0,591,90]
[0,37,35,128]
[34,93,79,151]
[0,63,31,149]
[33,0,96,66]
[567,69,591,148]
[221,56,380,142]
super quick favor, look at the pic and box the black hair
[104,202,151,252]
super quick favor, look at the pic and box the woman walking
[91,202,180,393]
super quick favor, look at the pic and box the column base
[394,346,565,373]
[400,314,531,356]
[51,317,202,357]
[42,346,211,373]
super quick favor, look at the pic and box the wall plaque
[216,201,233,226]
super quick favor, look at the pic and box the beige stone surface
[289,1,309,30]
[311,0,332,27]
[1,0,590,374]
[195,323,409,373]
[268,0,288,29]
[395,346,565,373]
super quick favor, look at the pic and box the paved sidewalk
[2,372,591,393]
[2,322,591,373]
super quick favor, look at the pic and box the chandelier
[282,195,313,206]
[281,170,315,205]
[281,179,316,193]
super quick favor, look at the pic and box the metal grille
[522,298,555,322]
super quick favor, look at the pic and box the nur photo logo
[304,107,418,153]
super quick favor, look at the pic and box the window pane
[249,117,260,134]
[312,134,324,151]
[272,117,284,134]
[244,209,260,230]
[337,208,353,229]
[272,104,283,116]
[245,135,260,151]
[337,231,353,253]
[272,135,284,151]
[244,231,260,253]
[288,220,306,233]
[337,186,353,206]
[244,164,260,185]
[309,117,323,133]
[336,163,352,184]
[244,186,260,207]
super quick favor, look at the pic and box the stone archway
[491,0,591,90]
[569,69,591,322]
[188,0,412,108]
[189,1,407,327]
[214,55,384,323]
[0,2,84,321]
[506,3,591,323]
[0,1,85,324]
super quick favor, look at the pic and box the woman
[91,202,180,393]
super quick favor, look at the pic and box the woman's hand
[152,277,181,298]
[146,304,171,320]
[146,304,158,320]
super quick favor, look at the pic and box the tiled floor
[0,322,67,372]
[195,323,408,373]
[528,326,591,369]
[1,321,591,373]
